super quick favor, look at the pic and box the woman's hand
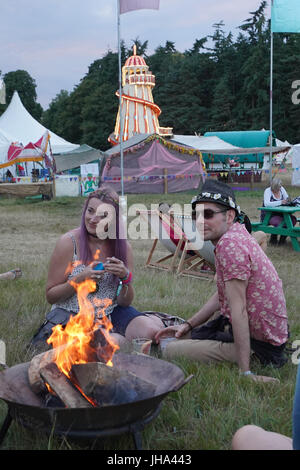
[73,261,105,283]
[104,257,128,279]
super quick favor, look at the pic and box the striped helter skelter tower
[108,46,172,145]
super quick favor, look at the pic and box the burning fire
[47,254,119,380]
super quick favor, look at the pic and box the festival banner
[119,0,159,14]
[271,0,300,33]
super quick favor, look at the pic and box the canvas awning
[171,135,290,155]
[54,144,104,172]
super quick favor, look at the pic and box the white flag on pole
[0,80,5,105]
[120,0,159,14]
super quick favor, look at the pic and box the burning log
[28,347,67,394]
[39,362,93,408]
[71,362,156,406]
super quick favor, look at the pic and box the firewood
[39,362,93,408]
[28,347,66,394]
[71,362,156,406]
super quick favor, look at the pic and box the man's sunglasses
[203,208,228,219]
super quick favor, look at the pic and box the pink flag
[119,0,159,14]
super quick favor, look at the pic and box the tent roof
[171,135,241,152]
[0,129,10,146]
[204,130,274,148]
[105,133,151,155]
[0,91,79,154]
[54,144,104,172]
[171,134,289,156]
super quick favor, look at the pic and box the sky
[0,0,270,110]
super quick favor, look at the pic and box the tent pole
[269,30,273,183]
[117,0,124,196]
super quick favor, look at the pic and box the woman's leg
[232,425,293,450]
[111,305,164,341]
[125,314,164,341]
[268,215,284,245]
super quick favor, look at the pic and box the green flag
[271,0,300,33]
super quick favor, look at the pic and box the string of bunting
[54,176,99,182]
[103,173,202,182]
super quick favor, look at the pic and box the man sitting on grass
[155,179,288,383]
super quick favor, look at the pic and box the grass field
[0,183,299,450]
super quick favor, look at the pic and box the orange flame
[47,270,119,380]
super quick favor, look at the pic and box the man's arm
[155,291,220,341]
[225,279,280,384]
[187,291,220,329]
[225,279,250,372]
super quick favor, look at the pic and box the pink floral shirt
[215,223,288,346]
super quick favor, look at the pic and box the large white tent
[290,144,300,186]
[0,91,79,176]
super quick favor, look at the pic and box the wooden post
[163,168,168,194]
[250,166,254,190]
[52,173,56,198]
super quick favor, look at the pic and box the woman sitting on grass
[31,186,163,347]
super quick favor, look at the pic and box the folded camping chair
[138,210,215,279]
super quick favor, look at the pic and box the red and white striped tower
[108,45,172,145]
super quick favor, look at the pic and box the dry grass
[0,185,299,450]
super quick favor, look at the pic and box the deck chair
[172,213,215,279]
[138,210,215,280]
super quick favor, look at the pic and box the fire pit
[0,277,192,449]
[0,352,192,449]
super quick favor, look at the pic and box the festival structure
[102,133,206,194]
[108,46,172,145]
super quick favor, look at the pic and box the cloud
[0,0,265,109]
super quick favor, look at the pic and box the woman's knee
[232,425,261,450]
[125,315,163,341]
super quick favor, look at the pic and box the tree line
[1,1,300,150]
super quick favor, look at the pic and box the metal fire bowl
[0,353,192,435]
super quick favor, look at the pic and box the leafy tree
[2,70,43,120]
[37,0,300,148]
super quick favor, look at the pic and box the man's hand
[154,323,191,343]
[245,374,280,384]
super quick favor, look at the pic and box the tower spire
[108,48,172,145]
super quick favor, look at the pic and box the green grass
[0,186,299,450]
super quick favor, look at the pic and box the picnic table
[251,205,300,252]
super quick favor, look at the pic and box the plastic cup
[160,337,177,352]
[132,337,152,355]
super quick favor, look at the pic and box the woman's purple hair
[79,185,128,267]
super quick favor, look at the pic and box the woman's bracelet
[120,271,132,285]
[184,320,193,331]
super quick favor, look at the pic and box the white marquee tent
[0,91,79,176]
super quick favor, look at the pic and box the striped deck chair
[138,209,215,280]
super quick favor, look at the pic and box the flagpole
[269,3,274,183]
[117,0,124,196]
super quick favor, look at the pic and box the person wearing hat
[155,179,288,383]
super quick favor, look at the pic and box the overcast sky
[0,0,270,110]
